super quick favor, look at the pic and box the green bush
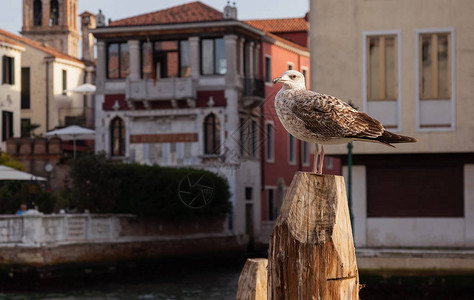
[70,153,232,219]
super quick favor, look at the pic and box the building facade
[0,37,24,151]
[310,0,474,248]
[0,29,88,135]
[21,0,80,58]
[91,2,314,242]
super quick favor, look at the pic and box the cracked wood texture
[237,258,268,300]
[268,172,359,300]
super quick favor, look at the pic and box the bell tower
[21,0,80,57]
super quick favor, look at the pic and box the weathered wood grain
[268,172,359,299]
[237,258,268,300]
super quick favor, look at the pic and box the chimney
[96,9,106,27]
[223,1,237,19]
[80,11,96,63]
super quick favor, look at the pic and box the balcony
[243,78,265,108]
[58,107,94,128]
[126,77,196,101]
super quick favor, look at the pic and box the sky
[0,0,309,35]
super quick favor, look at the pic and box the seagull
[273,70,417,174]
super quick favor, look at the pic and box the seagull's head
[273,70,306,90]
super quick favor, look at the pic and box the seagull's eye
[290,75,297,79]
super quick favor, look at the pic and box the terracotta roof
[0,28,84,65]
[244,18,307,33]
[266,32,309,53]
[0,35,23,48]
[109,1,224,27]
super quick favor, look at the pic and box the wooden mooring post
[237,172,361,299]
[268,172,360,299]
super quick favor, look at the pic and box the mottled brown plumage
[273,70,417,173]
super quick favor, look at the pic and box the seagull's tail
[376,130,418,147]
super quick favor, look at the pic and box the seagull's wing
[290,90,385,139]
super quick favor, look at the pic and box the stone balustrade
[0,210,126,246]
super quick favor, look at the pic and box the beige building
[0,36,25,151]
[310,0,474,248]
[0,29,87,135]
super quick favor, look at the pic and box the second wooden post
[268,172,360,299]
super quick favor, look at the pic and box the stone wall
[6,137,72,190]
[0,212,243,266]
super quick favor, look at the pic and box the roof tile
[109,1,224,27]
[0,28,83,64]
[244,18,308,33]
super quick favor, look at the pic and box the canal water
[0,258,473,299]
[0,259,243,300]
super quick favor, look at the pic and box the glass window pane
[167,52,179,77]
[265,57,271,82]
[215,38,226,74]
[202,39,214,75]
[142,42,153,79]
[421,35,433,98]
[108,44,119,79]
[180,40,190,77]
[368,37,380,99]
[120,43,130,78]
[438,34,450,98]
[385,37,396,99]
[266,123,273,160]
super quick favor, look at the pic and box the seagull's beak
[273,77,282,84]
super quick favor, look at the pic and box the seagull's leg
[313,144,320,174]
[318,145,325,174]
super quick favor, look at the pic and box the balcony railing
[126,77,196,101]
[243,78,265,98]
[58,107,94,128]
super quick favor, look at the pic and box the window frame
[21,67,30,109]
[2,55,15,85]
[62,69,67,95]
[106,42,130,79]
[418,32,452,100]
[265,121,274,163]
[288,133,296,165]
[203,113,221,155]
[362,30,402,131]
[365,34,398,101]
[33,0,42,26]
[110,117,125,157]
[140,40,190,79]
[2,110,13,142]
[200,37,226,75]
[265,55,272,84]
[415,28,455,132]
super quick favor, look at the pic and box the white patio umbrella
[45,125,95,158]
[0,165,46,181]
[63,83,96,94]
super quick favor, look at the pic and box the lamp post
[347,142,354,232]
[346,100,357,233]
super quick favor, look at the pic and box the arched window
[110,117,125,156]
[50,0,59,26]
[204,113,220,155]
[33,0,42,26]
